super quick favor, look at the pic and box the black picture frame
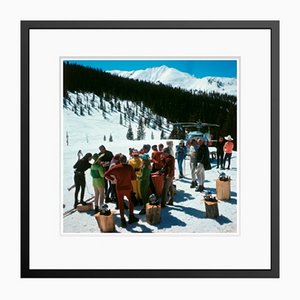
[21,20,279,278]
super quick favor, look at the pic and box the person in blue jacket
[175,140,187,178]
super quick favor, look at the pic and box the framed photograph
[21,20,279,278]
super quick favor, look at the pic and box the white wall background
[0,0,296,299]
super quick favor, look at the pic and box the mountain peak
[108,65,236,96]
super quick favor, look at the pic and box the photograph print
[62,59,238,234]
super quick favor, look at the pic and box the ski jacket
[223,141,234,154]
[175,144,187,160]
[196,144,211,170]
[90,163,105,187]
[73,159,91,174]
[98,150,114,168]
[151,150,164,170]
[128,157,143,177]
[216,140,225,154]
[161,155,175,178]
[105,164,136,191]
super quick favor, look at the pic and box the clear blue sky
[66,59,237,78]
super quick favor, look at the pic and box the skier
[90,153,105,213]
[104,154,139,228]
[138,154,152,215]
[188,139,198,188]
[175,139,187,178]
[160,147,175,207]
[216,136,225,169]
[73,151,92,209]
[223,135,234,170]
[107,153,128,210]
[98,145,114,202]
[166,140,174,157]
[151,143,164,172]
[128,149,143,204]
[195,139,211,192]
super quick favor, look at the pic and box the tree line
[63,62,237,141]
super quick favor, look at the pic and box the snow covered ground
[63,118,238,234]
[62,91,238,234]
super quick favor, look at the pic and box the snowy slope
[63,91,172,146]
[108,65,237,96]
[63,91,238,234]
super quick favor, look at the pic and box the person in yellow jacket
[128,149,143,204]
[223,135,234,170]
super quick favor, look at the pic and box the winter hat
[179,139,184,144]
[225,135,233,141]
[143,144,151,153]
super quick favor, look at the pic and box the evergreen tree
[109,133,113,142]
[117,101,121,112]
[137,117,145,140]
[104,135,106,141]
[126,124,134,140]
[66,131,69,146]
[151,131,154,140]
[119,113,123,125]
[123,113,127,126]
[160,129,165,139]
[110,101,114,112]
[80,105,84,116]
[156,116,162,129]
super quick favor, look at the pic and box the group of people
[71,135,234,228]
[72,143,176,228]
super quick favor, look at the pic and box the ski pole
[67,184,75,191]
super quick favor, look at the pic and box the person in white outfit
[188,139,198,188]
[195,139,211,192]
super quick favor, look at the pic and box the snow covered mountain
[108,65,237,96]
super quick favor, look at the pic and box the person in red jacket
[104,154,139,228]
[151,143,164,172]
[223,135,234,170]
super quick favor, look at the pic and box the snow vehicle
[171,120,219,159]
[171,119,219,146]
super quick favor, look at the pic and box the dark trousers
[223,153,232,169]
[74,173,86,204]
[109,184,117,202]
[104,167,111,200]
[217,151,224,168]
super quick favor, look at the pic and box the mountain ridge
[108,65,237,96]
